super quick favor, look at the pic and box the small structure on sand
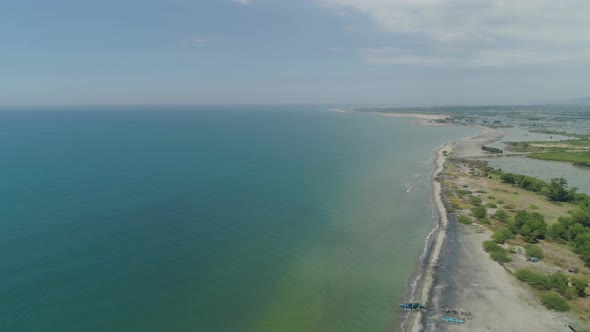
[442,317,465,324]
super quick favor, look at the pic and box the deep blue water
[0,106,477,331]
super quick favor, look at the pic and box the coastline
[401,142,451,332]
[401,125,506,332]
[402,123,575,331]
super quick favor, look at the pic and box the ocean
[0,106,477,332]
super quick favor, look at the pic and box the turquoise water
[0,106,477,332]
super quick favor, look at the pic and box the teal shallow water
[0,106,477,332]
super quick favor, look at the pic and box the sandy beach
[451,126,506,157]
[404,125,570,331]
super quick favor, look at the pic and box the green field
[528,151,590,166]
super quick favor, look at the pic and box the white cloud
[362,47,590,67]
[318,0,590,66]
[232,0,253,5]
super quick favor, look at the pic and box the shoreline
[401,142,451,332]
[401,125,506,332]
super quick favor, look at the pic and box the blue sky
[2,0,590,106]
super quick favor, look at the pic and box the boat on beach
[442,316,465,324]
[399,302,426,310]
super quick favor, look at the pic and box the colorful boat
[442,316,465,324]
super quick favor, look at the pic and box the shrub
[529,204,539,210]
[455,189,472,196]
[490,251,512,262]
[493,228,515,244]
[451,202,462,210]
[505,203,516,211]
[487,195,495,200]
[539,293,570,312]
[480,217,491,225]
[457,215,473,225]
[476,190,487,194]
[497,199,505,204]
[547,223,567,242]
[468,195,482,206]
[471,206,487,219]
[483,240,503,253]
[571,276,588,297]
[514,269,551,290]
[494,209,509,222]
[524,244,544,259]
[486,203,498,208]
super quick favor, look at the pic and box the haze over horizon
[2,0,590,106]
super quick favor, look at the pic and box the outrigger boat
[442,316,465,324]
[399,302,426,310]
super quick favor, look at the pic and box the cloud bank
[319,0,590,66]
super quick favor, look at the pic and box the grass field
[528,151,590,165]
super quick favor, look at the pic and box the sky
[2,0,590,106]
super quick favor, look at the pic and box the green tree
[546,177,573,202]
[522,217,547,243]
[573,232,590,264]
[493,228,515,244]
[571,205,590,227]
[547,223,567,242]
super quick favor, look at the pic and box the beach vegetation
[493,228,515,244]
[504,203,516,211]
[480,217,491,225]
[524,244,544,259]
[540,292,570,312]
[451,201,462,210]
[483,240,511,262]
[457,215,472,225]
[486,202,498,208]
[570,276,588,297]
[511,210,547,243]
[468,195,482,206]
[549,273,569,294]
[476,190,487,194]
[483,240,503,253]
[547,222,568,242]
[545,178,577,202]
[493,209,509,222]
[514,269,551,290]
[489,250,511,263]
[471,206,487,219]
[455,189,472,196]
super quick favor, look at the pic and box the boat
[442,316,465,324]
[399,302,426,310]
